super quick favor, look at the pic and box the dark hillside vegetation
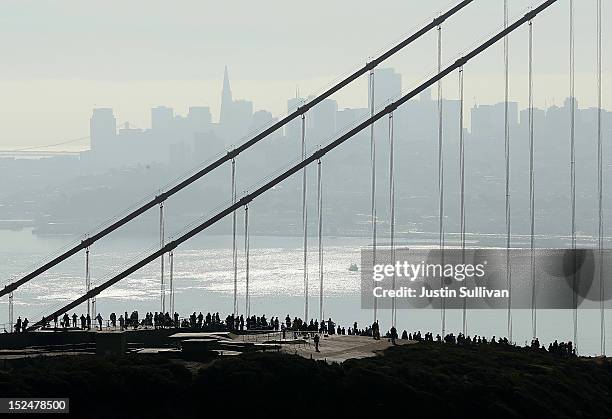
[1,344,610,418]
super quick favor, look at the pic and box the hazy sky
[0,0,609,149]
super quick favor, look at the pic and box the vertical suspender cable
[437,22,446,337]
[231,157,238,316]
[159,201,165,313]
[86,244,91,318]
[370,69,378,323]
[169,250,174,317]
[244,204,250,318]
[89,246,96,317]
[459,66,467,335]
[301,113,309,322]
[388,112,396,327]
[504,0,513,343]
[8,292,13,333]
[528,19,537,340]
[91,289,96,319]
[569,0,578,352]
[317,158,324,323]
[597,0,605,356]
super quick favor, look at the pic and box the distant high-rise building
[369,68,401,141]
[187,106,212,132]
[250,110,280,139]
[151,106,174,131]
[251,110,273,130]
[220,65,233,127]
[233,100,253,130]
[218,66,253,142]
[286,96,304,141]
[369,68,401,111]
[519,107,545,133]
[90,108,116,152]
[337,108,357,132]
[116,122,147,164]
[312,98,338,140]
[471,102,518,139]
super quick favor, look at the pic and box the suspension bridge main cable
[0,0,475,301]
[26,0,559,330]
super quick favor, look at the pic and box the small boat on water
[348,263,359,272]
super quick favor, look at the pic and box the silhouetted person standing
[96,313,103,331]
[372,321,380,340]
[390,326,398,345]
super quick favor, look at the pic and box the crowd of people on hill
[7,310,579,357]
[529,337,575,356]
[401,329,577,357]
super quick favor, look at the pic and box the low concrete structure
[282,335,415,363]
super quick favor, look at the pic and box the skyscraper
[233,100,253,133]
[471,102,518,140]
[286,96,304,142]
[187,106,212,132]
[312,98,338,141]
[368,68,402,111]
[369,68,401,142]
[218,66,253,142]
[90,108,116,152]
[220,65,233,127]
[151,106,174,132]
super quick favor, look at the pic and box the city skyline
[84,64,609,165]
[0,64,583,157]
[3,63,611,152]
[0,0,609,149]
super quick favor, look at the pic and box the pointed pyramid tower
[220,66,233,126]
